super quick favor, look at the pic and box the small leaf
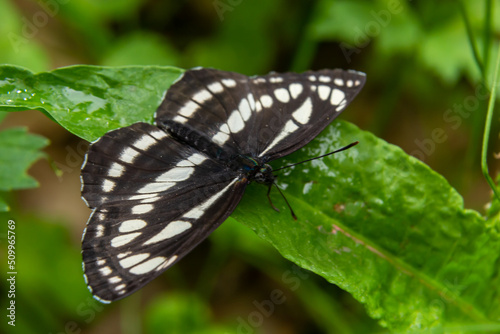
[0,127,48,211]
[0,65,184,141]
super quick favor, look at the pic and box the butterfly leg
[267,184,280,213]
[272,182,298,220]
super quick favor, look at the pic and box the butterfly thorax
[234,155,274,185]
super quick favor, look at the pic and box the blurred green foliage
[0,0,499,333]
[0,127,48,211]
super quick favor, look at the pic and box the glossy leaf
[0,65,184,142]
[231,120,500,332]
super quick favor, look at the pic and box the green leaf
[231,121,500,332]
[0,127,48,211]
[0,65,184,142]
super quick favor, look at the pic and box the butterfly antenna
[270,182,297,220]
[270,141,358,219]
[273,141,359,172]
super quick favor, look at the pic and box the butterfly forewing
[155,68,365,162]
[81,68,365,303]
[81,122,246,302]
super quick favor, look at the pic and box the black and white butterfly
[80,68,365,303]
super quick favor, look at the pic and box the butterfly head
[253,164,274,185]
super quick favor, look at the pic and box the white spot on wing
[192,89,212,104]
[173,115,187,124]
[119,219,147,233]
[109,276,122,284]
[212,131,230,145]
[255,101,262,112]
[182,179,238,219]
[319,76,331,83]
[318,85,331,100]
[156,167,194,181]
[120,147,139,164]
[102,179,115,193]
[178,101,199,118]
[132,204,153,214]
[176,159,193,167]
[220,123,230,134]
[140,196,161,203]
[330,89,345,106]
[187,153,207,165]
[119,253,150,268]
[96,224,104,237]
[334,78,344,86]
[129,194,157,200]
[239,98,252,121]
[143,221,192,245]
[227,110,245,133]
[208,82,224,94]
[137,182,175,194]
[222,78,236,87]
[111,232,141,248]
[274,88,290,103]
[130,256,167,275]
[336,100,347,111]
[292,97,313,124]
[99,266,112,276]
[259,120,299,156]
[247,93,256,111]
[289,83,303,99]
[117,252,131,259]
[133,135,156,151]
[260,95,273,108]
[156,255,178,271]
[150,130,168,140]
[108,163,124,177]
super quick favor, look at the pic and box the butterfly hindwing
[81,122,247,302]
[155,68,365,162]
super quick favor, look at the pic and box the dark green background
[0,0,499,333]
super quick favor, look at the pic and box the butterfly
[80,67,365,303]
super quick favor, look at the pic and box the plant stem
[458,0,485,79]
[481,44,500,201]
[483,0,493,72]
